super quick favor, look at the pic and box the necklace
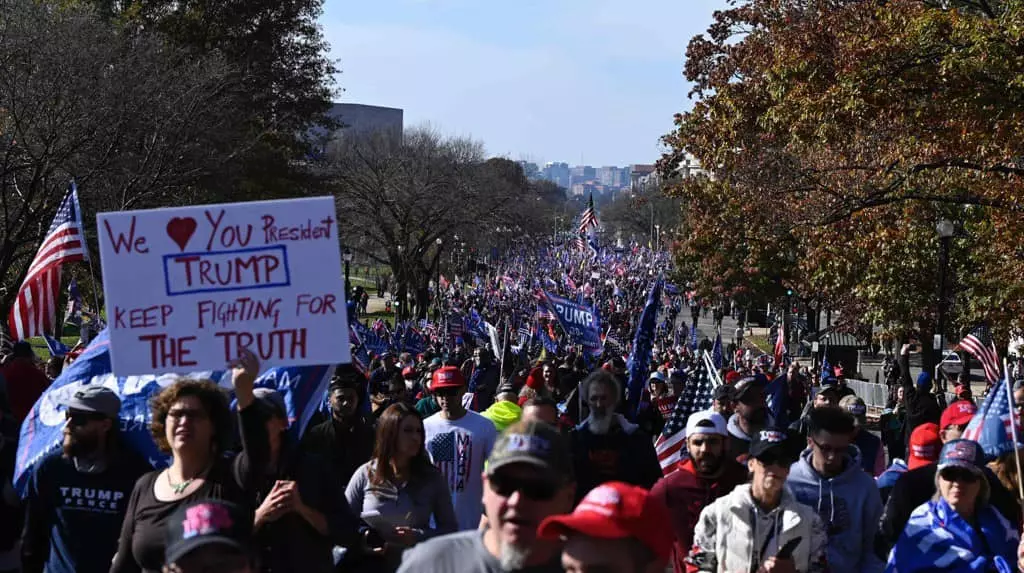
[167,466,208,495]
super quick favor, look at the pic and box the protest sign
[96,197,349,375]
[14,329,334,494]
[542,290,603,357]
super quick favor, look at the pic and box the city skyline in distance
[320,0,724,166]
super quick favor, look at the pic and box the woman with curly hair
[110,349,267,573]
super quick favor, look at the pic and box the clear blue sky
[321,0,724,167]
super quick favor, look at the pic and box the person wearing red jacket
[649,410,748,573]
[2,341,50,422]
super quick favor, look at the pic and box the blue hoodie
[787,447,885,573]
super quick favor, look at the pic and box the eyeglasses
[65,411,106,427]
[488,473,559,501]
[810,438,846,457]
[167,408,209,422]
[940,467,981,484]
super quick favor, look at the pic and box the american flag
[571,234,586,252]
[774,322,786,368]
[426,430,472,494]
[963,369,1018,458]
[536,303,557,321]
[655,365,714,476]
[956,325,1000,383]
[9,184,88,340]
[578,192,599,234]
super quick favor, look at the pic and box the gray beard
[499,539,531,570]
[587,412,615,435]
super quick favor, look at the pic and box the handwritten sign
[96,197,350,375]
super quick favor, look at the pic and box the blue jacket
[788,447,885,573]
[886,497,1017,573]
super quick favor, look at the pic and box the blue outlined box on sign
[162,245,291,296]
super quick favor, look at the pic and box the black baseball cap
[712,384,735,402]
[164,500,252,565]
[748,428,801,464]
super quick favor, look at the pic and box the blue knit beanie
[916,371,932,389]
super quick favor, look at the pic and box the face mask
[405,379,416,390]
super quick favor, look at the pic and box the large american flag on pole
[577,192,598,234]
[956,325,1000,383]
[654,365,714,477]
[8,183,88,340]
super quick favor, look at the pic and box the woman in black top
[110,349,268,573]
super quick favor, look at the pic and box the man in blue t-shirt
[21,386,151,573]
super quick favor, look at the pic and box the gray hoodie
[787,447,884,573]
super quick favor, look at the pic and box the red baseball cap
[401,366,417,379]
[908,423,941,470]
[537,482,673,560]
[940,400,977,430]
[430,366,466,390]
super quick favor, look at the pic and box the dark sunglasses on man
[488,471,560,501]
[65,410,108,426]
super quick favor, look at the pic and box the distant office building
[630,164,656,192]
[543,162,571,188]
[518,160,541,180]
[309,103,403,154]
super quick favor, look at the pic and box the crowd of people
[0,243,1024,573]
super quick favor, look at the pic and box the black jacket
[874,462,1022,560]
[254,440,361,573]
[570,416,662,503]
[898,353,942,438]
[299,415,375,487]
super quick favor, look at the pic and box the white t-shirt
[423,410,498,530]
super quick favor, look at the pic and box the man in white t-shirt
[424,365,499,530]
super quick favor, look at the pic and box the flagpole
[1004,358,1024,500]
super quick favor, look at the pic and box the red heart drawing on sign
[166,217,197,252]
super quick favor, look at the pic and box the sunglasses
[488,473,559,501]
[940,467,981,484]
[65,410,106,426]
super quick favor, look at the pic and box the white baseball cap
[685,410,728,438]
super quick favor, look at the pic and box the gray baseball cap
[253,388,287,420]
[486,420,573,482]
[64,386,121,418]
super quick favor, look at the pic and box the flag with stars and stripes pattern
[956,325,1001,384]
[654,365,715,476]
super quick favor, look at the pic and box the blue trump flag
[963,370,1018,460]
[15,329,334,495]
[627,278,663,417]
[42,335,71,357]
[542,290,603,357]
[690,324,699,351]
[712,333,723,369]
[765,373,790,428]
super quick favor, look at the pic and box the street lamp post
[434,238,443,318]
[936,219,955,365]
[342,248,353,300]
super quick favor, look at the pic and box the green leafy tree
[662,0,1024,363]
